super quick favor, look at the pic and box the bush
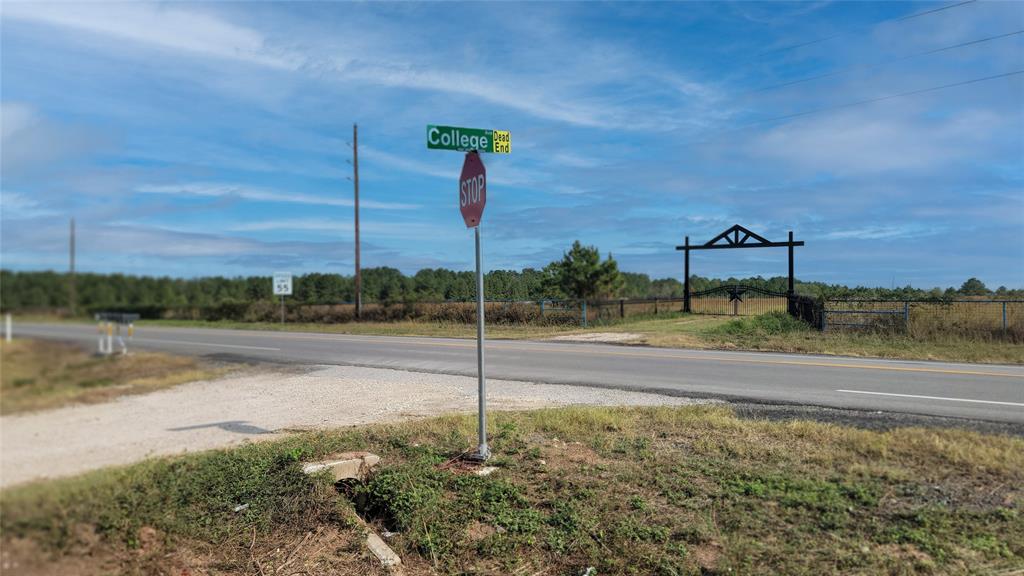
[712,311,811,337]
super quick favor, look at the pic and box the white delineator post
[4,313,11,343]
[474,224,489,460]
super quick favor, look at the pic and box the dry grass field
[0,339,224,414]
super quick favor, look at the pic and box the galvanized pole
[474,225,489,460]
[280,295,285,324]
[353,124,362,320]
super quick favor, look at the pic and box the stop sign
[459,151,486,228]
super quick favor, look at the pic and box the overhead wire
[747,30,1024,94]
[756,0,978,57]
[746,70,1024,127]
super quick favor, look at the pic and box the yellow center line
[184,329,1024,379]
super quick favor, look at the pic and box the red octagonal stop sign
[459,151,486,228]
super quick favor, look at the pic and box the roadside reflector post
[4,313,11,343]
[106,322,114,356]
[96,320,104,354]
[117,323,127,355]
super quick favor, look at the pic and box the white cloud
[227,218,448,239]
[2,2,303,70]
[1,102,106,177]
[0,191,60,219]
[136,183,419,210]
[3,3,719,131]
[360,145,546,188]
[359,146,452,180]
[748,108,1007,175]
[821,224,942,241]
[0,103,37,140]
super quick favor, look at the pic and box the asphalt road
[13,322,1024,424]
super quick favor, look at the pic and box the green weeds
[3,406,1022,575]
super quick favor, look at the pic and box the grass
[0,339,225,414]
[3,406,1022,575]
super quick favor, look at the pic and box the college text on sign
[427,125,511,154]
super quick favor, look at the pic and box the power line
[751,70,1023,126]
[757,0,978,57]
[894,0,977,22]
[671,69,1023,144]
[749,30,1024,94]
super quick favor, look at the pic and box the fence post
[654,299,659,315]
[540,300,545,317]
[822,309,828,333]
[1003,301,1008,333]
[903,301,910,330]
[581,300,588,328]
[619,298,625,319]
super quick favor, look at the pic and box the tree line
[1,240,1020,312]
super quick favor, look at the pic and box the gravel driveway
[0,365,706,488]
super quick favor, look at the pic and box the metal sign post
[273,272,293,324]
[430,125,507,462]
[459,150,489,460]
[473,224,489,461]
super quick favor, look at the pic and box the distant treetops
[0,243,1018,312]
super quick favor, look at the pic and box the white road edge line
[135,338,281,351]
[836,389,1024,407]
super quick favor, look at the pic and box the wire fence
[823,299,1024,341]
[86,296,1024,341]
[106,297,689,327]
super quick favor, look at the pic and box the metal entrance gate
[689,284,788,316]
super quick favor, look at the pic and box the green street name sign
[427,125,511,154]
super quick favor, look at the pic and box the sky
[1,1,1022,289]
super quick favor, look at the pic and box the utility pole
[69,217,76,317]
[353,123,362,320]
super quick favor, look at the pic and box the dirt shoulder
[0,364,707,488]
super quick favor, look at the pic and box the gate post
[787,231,795,297]
[683,236,691,313]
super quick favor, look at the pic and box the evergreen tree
[545,241,624,300]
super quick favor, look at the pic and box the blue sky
[2,1,1022,288]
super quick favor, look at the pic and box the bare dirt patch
[1,364,707,487]
[549,332,645,344]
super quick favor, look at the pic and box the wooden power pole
[69,217,76,316]
[353,124,362,319]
